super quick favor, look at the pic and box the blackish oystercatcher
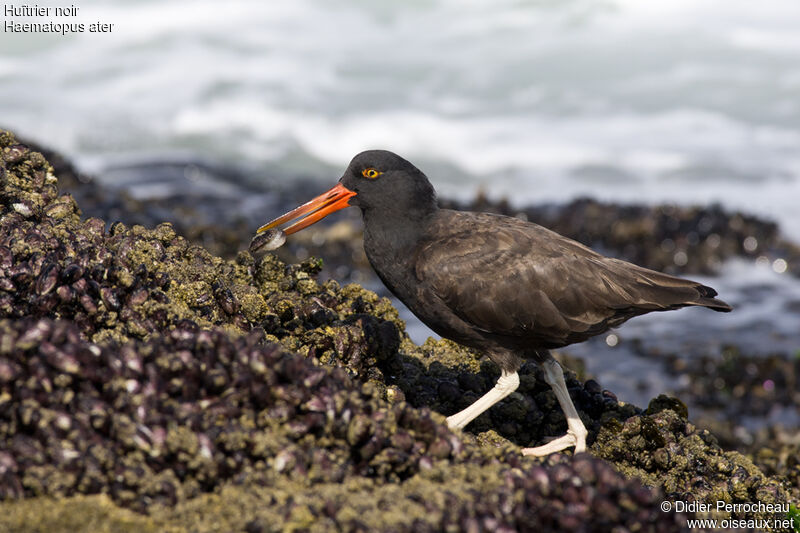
[257,150,732,456]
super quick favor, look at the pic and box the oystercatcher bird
[257,150,732,455]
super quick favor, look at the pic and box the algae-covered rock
[594,397,789,524]
[3,452,686,532]
[0,130,403,381]
[0,129,793,531]
[0,313,692,531]
[0,317,479,508]
[749,428,800,506]
[2,494,160,533]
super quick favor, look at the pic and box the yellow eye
[362,168,382,179]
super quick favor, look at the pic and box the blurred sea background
[1,0,799,420]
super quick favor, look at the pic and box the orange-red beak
[257,182,357,235]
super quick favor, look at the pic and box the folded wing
[415,211,731,348]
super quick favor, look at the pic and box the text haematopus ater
[257,150,732,455]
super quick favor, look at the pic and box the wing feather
[415,211,726,347]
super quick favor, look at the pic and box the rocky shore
[1,130,797,532]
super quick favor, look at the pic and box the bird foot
[520,429,587,457]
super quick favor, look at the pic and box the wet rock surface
[1,130,797,531]
[663,346,799,420]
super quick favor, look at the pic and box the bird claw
[520,429,587,457]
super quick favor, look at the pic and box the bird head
[256,150,436,236]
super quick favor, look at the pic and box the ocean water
[2,0,800,238]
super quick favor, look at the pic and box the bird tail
[602,257,733,313]
[692,284,732,312]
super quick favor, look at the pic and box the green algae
[2,468,505,533]
[3,495,161,533]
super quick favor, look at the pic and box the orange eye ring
[362,168,382,179]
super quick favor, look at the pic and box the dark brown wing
[415,211,731,347]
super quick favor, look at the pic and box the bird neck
[362,204,438,255]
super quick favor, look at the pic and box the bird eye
[362,168,382,179]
